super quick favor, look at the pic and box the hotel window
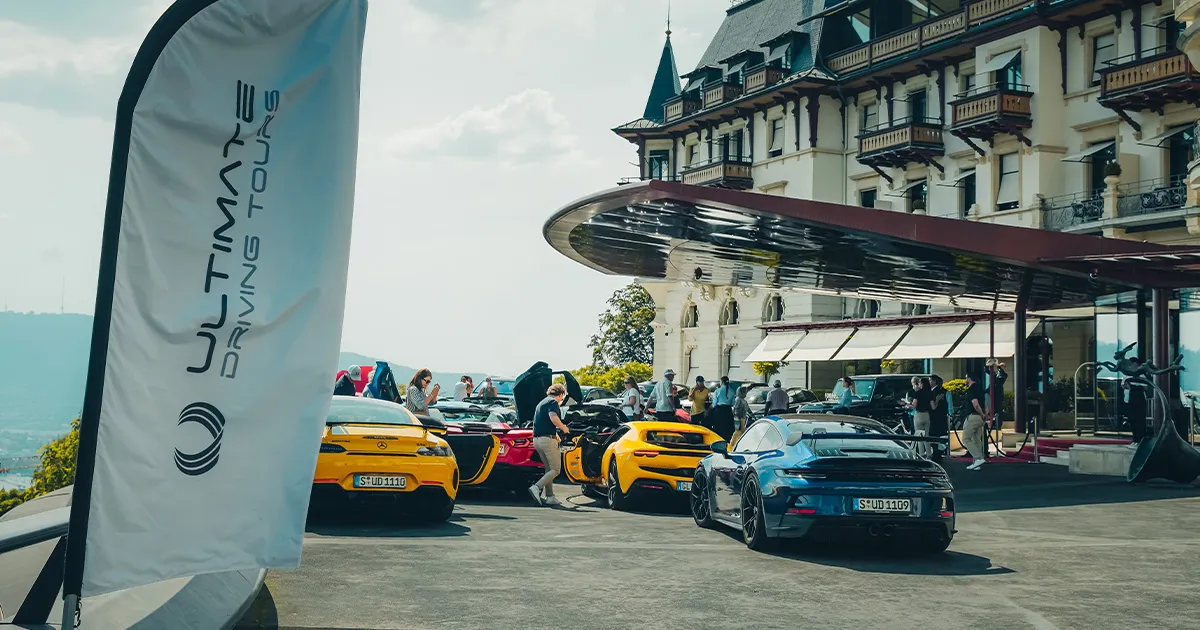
[719,300,740,326]
[1088,141,1116,194]
[861,103,878,132]
[996,153,1020,211]
[1091,33,1116,86]
[859,188,877,208]
[1167,18,1186,51]
[1169,127,1195,183]
[906,179,927,212]
[720,132,744,161]
[648,150,670,180]
[682,303,698,328]
[723,346,735,376]
[687,143,697,166]
[908,89,927,122]
[961,71,976,94]
[1000,53,1022,90]
[769,117,785,156]
[961,172,976,217]
[763,294,785,323]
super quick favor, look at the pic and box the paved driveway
[244,463,1200,630]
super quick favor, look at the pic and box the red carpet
[951,436,1132,464]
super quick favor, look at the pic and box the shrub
[0,418,79,517]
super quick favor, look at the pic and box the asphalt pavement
[244,463,1200,630]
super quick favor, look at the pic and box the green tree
[570,362,653,394]
[753,361,783,383]
[0,419,80,517]
[588,283,655,367]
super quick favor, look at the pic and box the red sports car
[432,401,543,492]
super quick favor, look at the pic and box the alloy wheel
[741,484,759,542]
[691,478,709,522]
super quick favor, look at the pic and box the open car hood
[512,361,583,425]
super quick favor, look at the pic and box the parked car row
[315,363,956,554]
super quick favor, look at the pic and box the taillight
[633,450,659,457]
[320,443,346,453]
[787,508,817,515]
[511,438,531,447]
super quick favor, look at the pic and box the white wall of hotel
[635,4,1197,390]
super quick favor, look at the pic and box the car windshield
[746,386,770,405]
[833,378,875,401]
[786,420,906,451]
[326,399,418,426]
[475,380,515,396]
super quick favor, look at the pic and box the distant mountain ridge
[0,312,490,456]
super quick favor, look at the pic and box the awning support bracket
[1112,107,1142,134]
[954,131,987,157]
[869,165,894,185]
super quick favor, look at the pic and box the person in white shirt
[452,376,471,401]
[765,380,790,416]
[620,376,644,420]
[650,369,677,422]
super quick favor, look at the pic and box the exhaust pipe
[883,525,896,537]
[867,524,882,536]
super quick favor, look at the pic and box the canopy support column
[1013,272,1032,434]
[1152,288,1170,430]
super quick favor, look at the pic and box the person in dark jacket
[928,375,949,462]
[333,365,361,396]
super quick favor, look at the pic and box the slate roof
[691,0,825,74]
[643,35,682,122]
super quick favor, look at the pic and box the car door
[711,422,768,517]
[723,424,784,518]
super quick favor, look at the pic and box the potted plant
[1103,162,1122,178]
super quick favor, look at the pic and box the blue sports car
[691,415,955,552]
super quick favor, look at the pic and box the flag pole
[60,2,221,626]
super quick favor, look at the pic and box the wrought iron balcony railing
[1116,176,1189,218]
[1040,190,1104,231]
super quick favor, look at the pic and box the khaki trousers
[962,414,987,460]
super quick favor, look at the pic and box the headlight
[778,469,825,479]
[417,445,451,457]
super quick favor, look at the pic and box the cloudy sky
[0,0,728,375]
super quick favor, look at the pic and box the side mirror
[710,441,729,455]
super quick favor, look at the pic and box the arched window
[682,303,699,328]
[719,299,740,326]
[763,294,785,323]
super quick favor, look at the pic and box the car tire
[740,477,773,551]
[690,472,716,529]
[607,460,629,511]
[581,484,604,500]
[920,534,952,554]
[422,494,455,523]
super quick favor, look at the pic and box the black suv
[798,374,931,428]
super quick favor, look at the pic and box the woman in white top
[620,376,644,420]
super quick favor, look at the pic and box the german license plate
[854,498,910,513]
[355,475,407,489]
[676,481,693,492]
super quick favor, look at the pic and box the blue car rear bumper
[763,486,955,541]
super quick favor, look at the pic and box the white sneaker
[967,459,985,470]
[544,496,562,506]
[527,485,543,505]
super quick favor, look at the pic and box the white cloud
[0,21,137,78]
[385,88,586,166]
[0,121,30,155]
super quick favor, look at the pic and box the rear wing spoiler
[785,432,946,447]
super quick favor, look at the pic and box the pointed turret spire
[642,13,681,123]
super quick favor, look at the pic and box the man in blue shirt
[529,383,572,506]
[709,376,737,440]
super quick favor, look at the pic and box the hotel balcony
[1041,177,1194,233]
[1099,50,1200,113]
[663,94,702,123]
[679,155,754,190]
[702,80,743,109]
[826,0,1035,76]
[857,118,945,171]
[743,64,788,94]
[949,84,1033,145]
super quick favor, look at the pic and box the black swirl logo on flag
[174,402,226,476]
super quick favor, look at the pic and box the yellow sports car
[562,421,722,510]
[312,396,498,521]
